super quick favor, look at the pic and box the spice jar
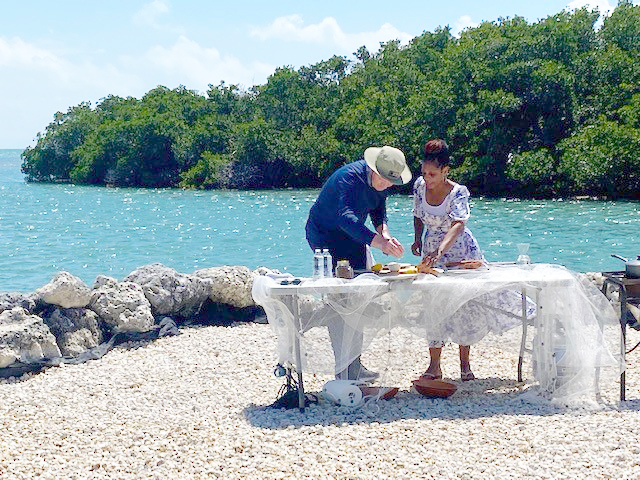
[335,259,354,279]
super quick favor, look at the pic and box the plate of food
[372,262,418,276]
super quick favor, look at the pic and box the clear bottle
[313,248,324,279]
[516,243,531,265]
[322,248,333,278]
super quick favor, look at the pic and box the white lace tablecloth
[253,264,621,403]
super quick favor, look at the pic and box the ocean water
[1,149,638,293]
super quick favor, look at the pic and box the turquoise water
[1,149,638,293]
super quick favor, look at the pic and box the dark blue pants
[305,221,367,271]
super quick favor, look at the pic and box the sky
[0,0,634,149]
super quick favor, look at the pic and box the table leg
[518,286,528,383]
[602,278,626,402]
[533,286,555,392]
[620,288,628,402]
[290,293,306,412]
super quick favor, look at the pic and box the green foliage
[601,1,640,52]
[19,4,640,198]
[21,102,97,182]
[178,151,231,189]
[557,115,640,199]
[505,148,558,197]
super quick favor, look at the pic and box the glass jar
[335,259,354,279]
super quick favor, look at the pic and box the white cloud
[0,36,143,146]
[452,15,479,37]
[0,36,140,95]
[0,36,65,72]
[0,31,277,146]
[133,0,170,27]
[142,36,274,92]
[132,0,184,35]
[250,15,414,55]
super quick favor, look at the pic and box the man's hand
[372,233,404,258]
[382,237,404,258]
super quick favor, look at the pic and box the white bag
[322,380,363,407]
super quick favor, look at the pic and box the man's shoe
[356,364,380,383]
[336,357,379,383]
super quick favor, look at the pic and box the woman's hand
[420,250,442,267]
[411,240,422,257]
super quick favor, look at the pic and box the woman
[411,139,485,381]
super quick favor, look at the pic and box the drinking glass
[516,243,531,265]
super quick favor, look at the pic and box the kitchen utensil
[611,254,640,278]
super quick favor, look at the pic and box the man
[305,145,412,381]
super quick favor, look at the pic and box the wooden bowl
[412,378,457,398]
[359,386,399,400]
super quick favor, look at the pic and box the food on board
[416,263,440,276]
[445,260,484,269]
[373,263,426,275]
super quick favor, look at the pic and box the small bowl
[386,262,401,272]
[412,378,457,398]
[359,386,399,400]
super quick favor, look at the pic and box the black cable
[626,340,640,355]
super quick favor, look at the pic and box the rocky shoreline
[0,266,629,379]
[0,263,266,377]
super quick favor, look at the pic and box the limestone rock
[124,263,211,318]
[93,275,118,289]
[43,307,104,357]
[0,293,37,314]
[35,271,91,309]
[89,281,155,333]
[194,266,257,309]
[0,307,61,368]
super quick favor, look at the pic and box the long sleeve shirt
[306,160,388,247]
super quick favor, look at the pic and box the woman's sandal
[461,371,476,382]
[418,372,442,381]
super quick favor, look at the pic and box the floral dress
[412,177,529,347]
[412,178,485,267]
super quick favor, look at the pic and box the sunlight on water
[1,149,638,292]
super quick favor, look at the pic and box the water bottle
[322,248,333,278]
[313,248,324,279]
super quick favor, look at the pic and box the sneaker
[356,364,380,383]
[336,357,379,383]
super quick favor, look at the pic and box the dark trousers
[306,223,368,271]
[305,221,366,375]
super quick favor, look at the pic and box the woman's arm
[411,216,424,256]
[421,220,465,266]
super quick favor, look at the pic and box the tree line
[21,3,640,199]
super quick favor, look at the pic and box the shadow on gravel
[243,376,612,429]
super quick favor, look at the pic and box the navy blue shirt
[306,160,388,249]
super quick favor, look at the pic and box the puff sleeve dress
[412,179,485,267]
[412,178,528,347]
